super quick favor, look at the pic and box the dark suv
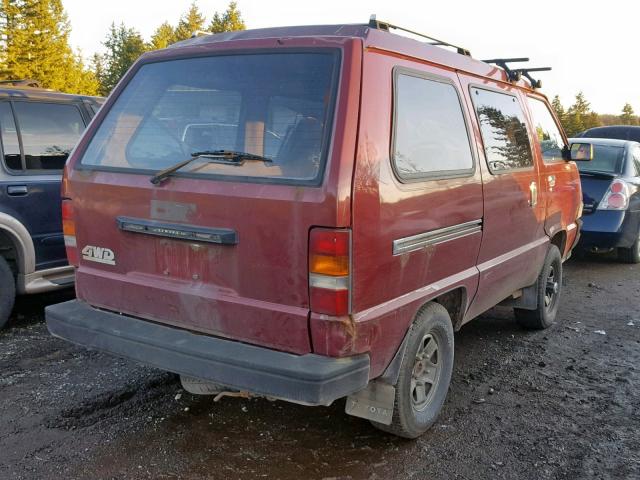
[0,80,103,328]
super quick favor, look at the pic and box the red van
[46,19,590,438]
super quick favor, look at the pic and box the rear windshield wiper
[150,150,272,185]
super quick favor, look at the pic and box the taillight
[62,199,78,266]
[309,228,351,316]
[598,179,629,210]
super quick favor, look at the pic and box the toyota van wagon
[46,19,589,438]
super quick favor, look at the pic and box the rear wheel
[514,245,562,330]
[371,303,454,439]
[0,256,16,330]
[618,232,640,264]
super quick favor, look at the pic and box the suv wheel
[0,256,16,329]
[618,232,640,264]
[514,245,562,330]
[371,303,454,439]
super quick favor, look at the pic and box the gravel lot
[1,255,638,480]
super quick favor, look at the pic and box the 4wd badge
[81,245,116,265]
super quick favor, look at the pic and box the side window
[633,148,640,176]
[471,88,534,173]
[12,101,85,171]
[0,102,21,170]
[528,97,565,163]
[392,72,474,180]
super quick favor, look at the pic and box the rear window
[577,145,625,174]
[79,52,340,185]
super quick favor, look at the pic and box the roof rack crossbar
[369,15,471,57]
[481,58,551,89]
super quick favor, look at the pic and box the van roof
[167,23,536,91]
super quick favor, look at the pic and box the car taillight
[309,228,351,316]
[598,179,629,210]
[62,199,78,266]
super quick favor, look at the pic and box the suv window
[471,88,534,173]
[528,97,565,163]
[392,72,474,180]
[13,102,85,171]
[0,102,21,170]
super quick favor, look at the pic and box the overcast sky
[64,0,637,114]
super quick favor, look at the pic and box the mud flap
[345,381,395,425]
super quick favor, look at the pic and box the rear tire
[371,303,454,439]
[0,256,16,330]
[514,245,562,330]
[618,232,640,264]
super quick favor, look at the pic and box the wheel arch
[0,212,35,276]
[550,230,567,259]
[378,287,466,386]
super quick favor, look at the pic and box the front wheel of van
[514,245,562,330]
[0,256,16,330]
[371,303,454,439]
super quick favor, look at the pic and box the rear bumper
[46,300,370,406]
[578,210,639,249]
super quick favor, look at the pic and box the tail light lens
[598,179,629,210]
[62,199,78,266]
[309,228,350,316]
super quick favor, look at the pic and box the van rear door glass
[79,52,339,185]
[471,88,534,173]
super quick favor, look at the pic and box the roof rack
[481,58,551,89]
[0,79,41,88]
[368,15,471,57]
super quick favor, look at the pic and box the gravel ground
[0,255,638,480]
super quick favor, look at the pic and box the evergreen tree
[99,23,147,94]
[551,95,565,125]
[209,1,246,33]
[174,2,206,41]
[564,92,601,136]
[0,0,98,94]
[149,21,176,50]
[620,103,636,125]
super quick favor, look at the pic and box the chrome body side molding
[393,219,482,255]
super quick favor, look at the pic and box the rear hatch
[64,45,354,355]
[577,143,625,213]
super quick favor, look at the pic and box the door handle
[7,185,28,196]
[548,175,556,189]
[529,181,538,207]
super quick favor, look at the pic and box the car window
[633,147,640,176]
[576,145,625,174]
[471,88,534,173]
[392,73,474,180]
[528,97,565,163]
[13,102,85,171]
[0,102,21,170]
[80,52,339,186]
